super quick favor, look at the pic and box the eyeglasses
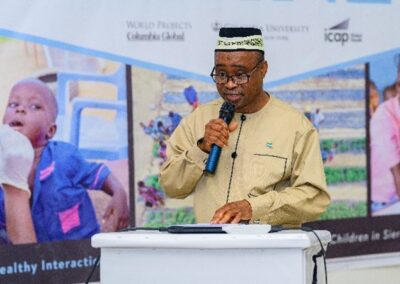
[210,59,264,85]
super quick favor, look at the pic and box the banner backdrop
[0,0,399,282]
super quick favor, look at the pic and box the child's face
[369,87,379,111]
[2,82,56,148]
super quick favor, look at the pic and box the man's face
[2,82,56,148]
[214,51,268,113]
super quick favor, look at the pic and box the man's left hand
[211,200,252,224]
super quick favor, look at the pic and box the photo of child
[0,79,129,244]
[370,54,400,215]
[0,39,131,245]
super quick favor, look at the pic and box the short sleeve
[68,148,111,190]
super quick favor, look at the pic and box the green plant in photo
[319,201,367,220]
[143,207,196,227]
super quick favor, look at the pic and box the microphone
[204,101,235,174]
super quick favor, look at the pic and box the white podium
[92,229,330,284]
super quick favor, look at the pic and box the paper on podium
[163,224,274,234]
[222,224,272,234]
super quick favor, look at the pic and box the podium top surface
[91,229,331,250]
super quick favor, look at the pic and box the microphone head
[219,102,235,124]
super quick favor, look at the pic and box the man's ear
[46,123,57,140]
[261,60,268,78]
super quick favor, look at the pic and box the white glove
[0,125,34,196]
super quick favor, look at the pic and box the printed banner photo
[0,0,400,282]
[0,37,133,283]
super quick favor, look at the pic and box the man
[312,108,325,132]
[160,27,330,226]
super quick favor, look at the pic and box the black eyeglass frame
[210,58,264,85]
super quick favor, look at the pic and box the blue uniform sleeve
[68,147,111,190]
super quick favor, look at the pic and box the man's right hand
[197,118,238,153]
[0,125,34,196]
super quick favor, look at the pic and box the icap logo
[324,19,362,46]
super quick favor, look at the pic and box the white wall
[328,253,400,284]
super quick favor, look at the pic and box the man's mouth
[225,93,242,103]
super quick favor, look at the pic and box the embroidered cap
[215,27,264,53]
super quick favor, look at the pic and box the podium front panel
[92,230,330,284]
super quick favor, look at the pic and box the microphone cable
[84,254,100,284]
[301,226,329,284]
[272,225,329,284]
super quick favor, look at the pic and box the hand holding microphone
[200,102,236,174]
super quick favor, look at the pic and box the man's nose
[224,78,238,89]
